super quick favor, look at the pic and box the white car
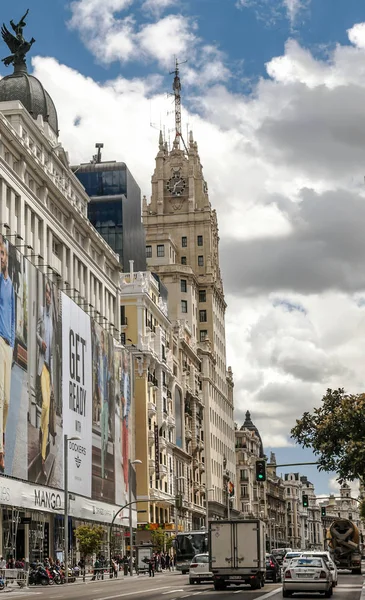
[300,552,338,586]
[281,551,302,573]
[283,557,333,598]
[189,553,213,584]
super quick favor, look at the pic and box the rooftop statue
[1,9,35,70]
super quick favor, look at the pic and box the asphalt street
[2,571,363,600]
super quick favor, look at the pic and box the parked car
[265,554,281,583]
[189,554,213,585]
[282,556,333,598]
[281,551,302,573]
[299,552,338,586]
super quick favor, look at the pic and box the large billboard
[0,235,131,507]
[62,294,92,497]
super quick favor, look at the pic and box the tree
[291,388,365,483]
[150,528,174,553]
[75,524,104,562]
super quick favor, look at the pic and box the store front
[0,477,135,563]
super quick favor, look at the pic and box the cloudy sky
[2,0,365,495]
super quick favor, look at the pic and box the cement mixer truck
[327,518,362,574]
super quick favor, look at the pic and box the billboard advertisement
[0,234,131,508]
[61,294,92,497]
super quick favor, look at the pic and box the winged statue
[1,10,35,69]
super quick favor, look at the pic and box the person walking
[148,555,155,578]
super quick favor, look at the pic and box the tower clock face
[167,174,186,197]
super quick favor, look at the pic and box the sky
[2,0,365,498]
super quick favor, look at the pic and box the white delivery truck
[209,519,266,591]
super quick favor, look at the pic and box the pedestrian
[165,553,170,571]
[148,555,155,578]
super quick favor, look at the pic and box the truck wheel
[214,581,225,591]
[250,579,260,590]
[282,592,291,598]
[324,587,333,597]
[189,578,195,585]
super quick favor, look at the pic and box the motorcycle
[28,565,53,586]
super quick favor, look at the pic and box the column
[9,188,15,234]
[0,180,6,226]
[18,195,25,241]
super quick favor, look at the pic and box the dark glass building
[74,161,146,272]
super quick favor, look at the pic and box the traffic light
[321,506,326,517]
[255,460,266,482]
[302,494,309,508]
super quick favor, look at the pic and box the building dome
[240,410,264,457]
[0,69,58,134]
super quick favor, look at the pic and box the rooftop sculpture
[1,9,35,70]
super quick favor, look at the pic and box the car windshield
[285,553,301,561]
[292,558,323,568]
[193,555,208,563]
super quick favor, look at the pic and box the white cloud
[31,16,365,472]
[142,0,179,17]
[236,0,311,27]
[68,0,198,68]
[137,15,197,68]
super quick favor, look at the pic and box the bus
[175,530,208,573]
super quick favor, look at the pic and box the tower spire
[170,58,188,152]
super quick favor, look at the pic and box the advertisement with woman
[114,347,131,507]
[91,321,116,503]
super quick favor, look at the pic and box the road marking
[95,586,170,600]
[162,592,184,595]
[254,588,281,599]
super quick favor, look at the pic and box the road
[2,571,363,599]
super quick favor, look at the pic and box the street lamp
[129,459,142,576]
[64,434,81,584]
[205,488,214,532]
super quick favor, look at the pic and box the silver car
[282,557,333,598]
[189,553,213,585]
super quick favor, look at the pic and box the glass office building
[75,162,146,272]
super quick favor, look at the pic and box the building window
[200,330,207,342]
[146,245,152,258]
[199,290,206,302]
[181,279,187,292]
[181,256,187,265]
[181,300,188,313]
[199,310,207,322]
[197,235,203,246]
[157,244,165,257]
[198,255,204,267]
[182,236,187,247]
[121,332,126,345]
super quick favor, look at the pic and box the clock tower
[143,65,236,526]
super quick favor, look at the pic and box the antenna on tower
[169,57,188,153]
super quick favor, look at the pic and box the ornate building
[142,65,236,521]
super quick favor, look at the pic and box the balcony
[159,464,168,477]
[197,439,204,451]
[159,436,167,449]
[185,427,192,441]
[148,429,155,446]
[148,402,157,416]
[199,461,205,473]
[149,458,156,473]
[193,481,200,491]
[168,414,175,428]
[193,458,199,470]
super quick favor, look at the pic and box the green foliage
[150,528,174,553]
[75,524,104,559]
[291,388,365,483]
